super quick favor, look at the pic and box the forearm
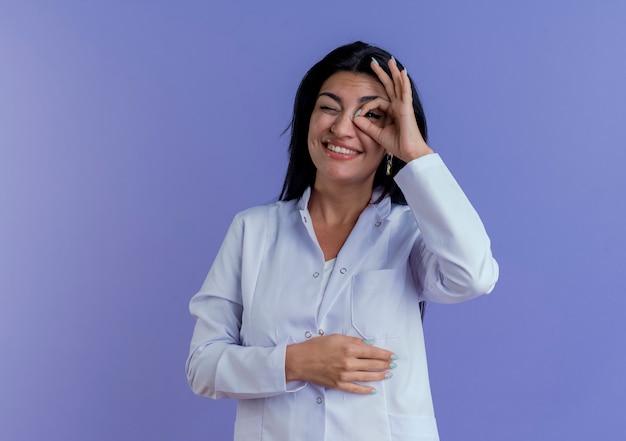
[187,338,299,400]
[395,154,499,300]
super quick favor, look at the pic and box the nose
[330,111,356,137]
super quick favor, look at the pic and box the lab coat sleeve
[394,153,499,303]
[186,213,305,399]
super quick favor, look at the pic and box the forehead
[318,71,387,99]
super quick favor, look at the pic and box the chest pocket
[350,268,413,340]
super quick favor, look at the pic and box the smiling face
[307,71,388,191]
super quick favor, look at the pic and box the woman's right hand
[285,334,396,394]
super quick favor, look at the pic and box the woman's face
[307,71,388,190]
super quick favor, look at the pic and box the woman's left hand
[352,57,433,163]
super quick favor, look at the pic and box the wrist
[285,343,300,383]
[399,144,434,163]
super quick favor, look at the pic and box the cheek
[373,149,386,167]
[358,133,385,156]
[307,116,321,142]
[308,114,335,146]
[368,142,387,169]
[310,109,340,129]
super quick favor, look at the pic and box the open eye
[364,110,383,120]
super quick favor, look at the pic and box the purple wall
[1,1,625,440]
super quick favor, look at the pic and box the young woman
[186,41,499,441]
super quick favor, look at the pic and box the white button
[318,329,325,336]
[313,272,320,278]
[316,397,323,404]
[339,268,347,274]
[375,221,381,227]
[305,331,312,338]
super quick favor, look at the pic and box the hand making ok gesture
[352,56,434,164]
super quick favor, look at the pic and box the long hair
[279,41,429,206]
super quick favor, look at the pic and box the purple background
[1,1,625,440]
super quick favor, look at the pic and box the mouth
[325,142,360,155]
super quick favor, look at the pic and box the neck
[308,181,373,226]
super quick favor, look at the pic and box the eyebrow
[318,92,380,104]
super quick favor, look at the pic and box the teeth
[327,143,358,155]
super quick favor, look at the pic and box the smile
[325,143,359,155]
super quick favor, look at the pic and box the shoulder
[233,199,298,227]
[225,200,299,253]
[387,199,416,223]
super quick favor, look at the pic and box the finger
[337,382,378,395]
[401,68,413,104]
[348,358,396,374]
[359,349,396,364]
[338,353,392,370]
[327,334,369,346]
[357,98,391,127]
[327,334,396,361]
[351,113,385,145]
[388,57,403,100]
[351,97,390,143]
[339,369,391,383]
[389,56,404,99]
[370,57,397,100]
[358,97,390,114]
[351,342,397,362]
